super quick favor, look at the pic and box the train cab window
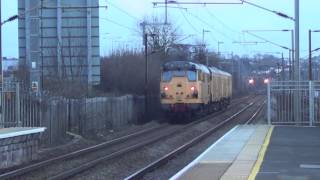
[187,71,196,81]
[204,74,209,82]
[198,71,204,81]
[162,71,172,82]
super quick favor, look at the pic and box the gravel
[69,95,263,180]
[7,121,163,180]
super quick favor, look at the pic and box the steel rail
[48,97,256,179]
[0,124,168,179]
[124,101,255,180]
[245,99,266,125]
[1,95,253,179]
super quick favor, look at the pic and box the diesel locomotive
[160,61,232,116]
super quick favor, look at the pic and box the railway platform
[0,127,46,169]
[170,125,320,180]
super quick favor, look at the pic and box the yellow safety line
[247,126,274,180]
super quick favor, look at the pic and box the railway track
[245,99,266,125]
[0,124,174,179]
[0,95,256,180]
[49,96,258,180]
[125,97,266,180]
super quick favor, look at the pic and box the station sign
[31,81,39,92]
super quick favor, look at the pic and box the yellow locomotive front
[160,61,210,114]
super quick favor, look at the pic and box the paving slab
[177,163,231,180]
[221,125,270,180]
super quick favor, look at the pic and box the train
[247,76,270,94]
[160,61,232,118]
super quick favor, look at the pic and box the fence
[0,83,41,128]
[0,82,152,145]
[267,81,320,126]
[0,83,68,145]
[68,96,146,135]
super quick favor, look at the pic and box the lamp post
[308,29,320,80]
[202,29,210,46]
[217,41,224,56]
[0,2,1,127]
[202,29,210,66]
[0,8,19,87]
[309,30,312,80]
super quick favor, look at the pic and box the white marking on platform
[259,171,280,174]
[300,164,320,169]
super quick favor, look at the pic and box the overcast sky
[2,0,320,59]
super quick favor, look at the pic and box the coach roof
[162,61,210,74]
[162,61,231,77]
[208,67,232,77]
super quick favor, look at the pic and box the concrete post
[309,81,314,126]
[267,82,271,125]
[294,0,300,123]
[16,83,21,127]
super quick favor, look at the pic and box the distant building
[2,57,19,83]
[18,0,100,89]
[2,57,18,71]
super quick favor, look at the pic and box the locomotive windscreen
[162,70,196,82]
[162,61,196,71]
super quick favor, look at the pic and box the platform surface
[0,127,46,139]
[171,125,320,180]
[256,126,320,180]
[171,125,270,180]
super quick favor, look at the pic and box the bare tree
[167,43,193,60]
[193,40,207,64]
[39,33,89,97]
[60,31,87,82]
[140,16,180,57]
[207,52,220,67]
[15,63,29,84]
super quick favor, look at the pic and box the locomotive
[160,61,232,117]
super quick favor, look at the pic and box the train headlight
[164,86,169,91]
[264,78,269,84]
[190,86,198,98]
[249,79,254,84]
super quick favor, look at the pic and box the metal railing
[267,81,320,126]
[0,82,41,128]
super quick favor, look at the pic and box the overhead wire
[101,1,144,40]
[176,4,220,43]
[185,10,235,41]
[177,6,201,34]
[100,17,140,34]
[204,6,240,36]
[203,5,263,54]
[106,0,140,21]
[245,31,290,50]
